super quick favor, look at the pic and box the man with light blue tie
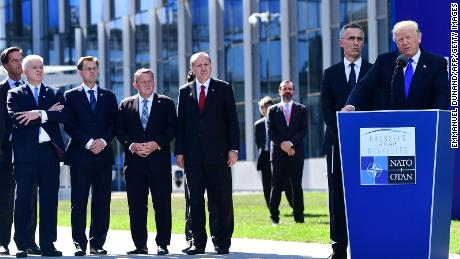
[7,54,66,258]
[344,20,450,111]
[63,56,118,256]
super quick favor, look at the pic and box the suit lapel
[203,78,216,115]
[408,52,427,100]
[23,85,38,108]
[94,88,104,115]
[276,103,289,129]
[145,93,158,130]
[187,82,200,114]
[77,86,93,113]
[131,96,144,131]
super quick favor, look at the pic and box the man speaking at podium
[343,20,450,111]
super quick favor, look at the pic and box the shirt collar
[343,56,362,68]
[6,76,23,88]
[280,100,293,107]
[408,48,421,64]
[195,77,211,89]
[138,93,154,103]
[82,83,98,92]
[27,82,41,90]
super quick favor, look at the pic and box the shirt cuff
[85,138,94,149]
[129,143,135,153]
[231,150,238,153]
[287,141,293,147]
[40,110,48,123]
[99,138,107,147]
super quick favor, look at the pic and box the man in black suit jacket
[267,80,308,225]
[175,52,239,255]
[117,68,176,256]
[321,23,372,259]
[0,47,41,257]
[7,55,65,258]
[344,20,449,111]
[254,96,293,210]
[63,56,118,256]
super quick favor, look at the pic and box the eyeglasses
[80,67,98,72]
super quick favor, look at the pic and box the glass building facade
[0,0,389,190]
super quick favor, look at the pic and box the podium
[337,110,454,259]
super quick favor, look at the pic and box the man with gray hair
[7,55,65,257]
[321,23,372,259]
[344,20,449,111]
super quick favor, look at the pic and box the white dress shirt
[403,48,421,74]
[195,77,211,99]
[27,83,50,143]
[82,84,107,149]
[344,56,362,84]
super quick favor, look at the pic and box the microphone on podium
[390,54,408,109]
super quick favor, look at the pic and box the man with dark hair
[267,80,308,225]
[0,47,40,256]
[7,54,65,258]
[117,68,176,256]
[321,23,372,259]
[63,56,118,256]
[254,96,293,211]
[176,52,239,255]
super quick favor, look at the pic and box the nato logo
[360,127,416,185]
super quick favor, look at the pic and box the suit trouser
[70,160,112,250]
[13,143,59,251]
[258,151,293,209]
[0,160,14,247]
[326,145,347,253]
[183,172,217,244]
[270,154,304,221]
[125,164,172,248]
[185,163,233,250]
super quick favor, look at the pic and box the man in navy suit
[117,68,176,256]
[254,96,293,210]
[175,52,239,255]
[7,55,65,258]
[267,80,308,225]
[0,47,41,256]
[63,56,118,256]
[344,20,449,111]
[321,23,372,259]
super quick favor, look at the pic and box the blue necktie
[348,63,357,89]
[33,87,39,105]
[404,58,414,98]
[141,99,149,130]
[88,89,96,111]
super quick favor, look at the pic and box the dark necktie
[14,81,21,87]
[348,63,357,89]
[404,58,414,98]
[198,85,206,114]
[88,89,96,111]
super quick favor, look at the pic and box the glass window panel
[191,0,209,52]
[68,0,80,27]
[90,1,103,24]
[134,11,150,70]
[109,19,124,100]
[112,0,129,18]
[86,25,98,58]
[140,0,155,11]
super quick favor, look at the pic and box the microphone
[390,54,408,109]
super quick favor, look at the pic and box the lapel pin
[158,100,161,103]
[211,89,215,92]
[423,64,427,68]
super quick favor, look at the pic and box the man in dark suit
[7,55,65,258]
[63,56,118,256]
[321,23,372,259]
[344,20,449,111]
[175,52,239,255]
[254,96,293,210]
[117,68,176,256]
[267,80,308,225]
[0,47,41,257]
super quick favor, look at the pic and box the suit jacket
[63,85,118,166]
[0,80,10,162]
[267,102,308,160]
[320,60,372,155]
[116,93,176,173]
[347,50,450,111]
[7,83,66,163]
[175,78,239,165]
[254,117,269,170]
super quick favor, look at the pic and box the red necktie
[198,85,206,114]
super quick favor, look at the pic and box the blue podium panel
[337,110,454,259]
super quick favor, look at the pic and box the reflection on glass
[86,25,98,58]
[191,0,209,52]
[112,0,129,18]
[90,1,103,24]
[109,19,123,100]
[134,11,149,70]
[4,0,32,52]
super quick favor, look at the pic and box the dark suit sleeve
[347,57,382,110]
[63,92,92,146]
[0,90,5,160]
[101,93,118,143]
[224,84,239,151]
[45,90,66,123]
[175,89,184,155]
[432,58,450,110]
[116,100,135,148]
[267,108,282,146]
[154,99,177,149]
[254,121,261,150]
[320,68,338,142]
[291,105,308,146]
[6,90,40,127]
